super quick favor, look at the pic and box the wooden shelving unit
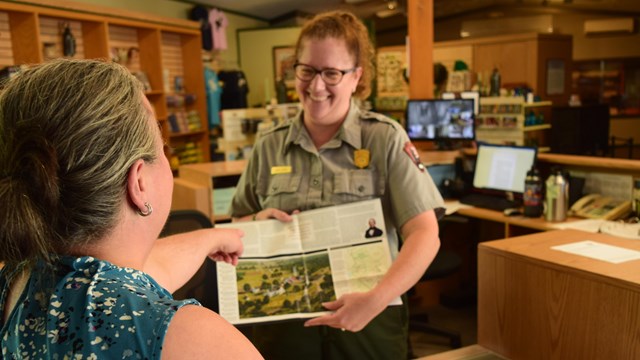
[476,96,552,150]
[0,0,210,167]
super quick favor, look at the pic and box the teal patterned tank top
[0,256,199,359]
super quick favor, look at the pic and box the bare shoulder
[162,305,263,360]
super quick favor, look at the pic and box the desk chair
[408,215,466,356]
[160,209,219,311]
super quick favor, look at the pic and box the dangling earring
[137,202,153,217]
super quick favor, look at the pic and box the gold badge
[354,149,370,169]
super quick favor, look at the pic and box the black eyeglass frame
[293,62,358,85]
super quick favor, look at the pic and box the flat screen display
[473,143,537,194]
[405,99,475,141]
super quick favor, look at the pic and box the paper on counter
[443,200,472,216]
[552,240,640,264]
[548,219,607,233]
[549,220,640,240]
[599,222,640,240]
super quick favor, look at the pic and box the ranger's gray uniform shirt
[231,100,445,258]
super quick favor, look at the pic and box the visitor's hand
[207,228,244,266]
[303,291,387,332]
[254,208,299,222]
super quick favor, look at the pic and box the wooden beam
[407,0,433,99]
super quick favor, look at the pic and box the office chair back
[407,215,466,354]
[161,209,213,236]
[160,209,219,312]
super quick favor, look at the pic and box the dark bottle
[633,178,640,217]
[523,166,543,217]
[490,67,501,96]
[276,77,287,104]
[63,23,76,57]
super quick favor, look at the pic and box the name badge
[271,166,292,175]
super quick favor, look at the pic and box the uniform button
[358,185,365,192]
[312,178,320,186]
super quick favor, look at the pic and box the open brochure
[216,198,401,325]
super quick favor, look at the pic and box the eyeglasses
[293,63,358,85]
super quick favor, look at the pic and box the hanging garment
[218,70,249,109]
[209,8,228,51]
[190,5,213,50]
[205,66,222,127]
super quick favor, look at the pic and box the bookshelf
[0,0,210,168]
[476,97,552,151]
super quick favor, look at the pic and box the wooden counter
[423,148,640,178]
[417,150,460,166]
[172,160,246,222]
[171,150,640,224]
[462,148,640,176]
[178,160,247,186]
[454,204,583,237]
[478,229,640,359]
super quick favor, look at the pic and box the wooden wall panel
[8,11,41,64]
[161,32,184,94]
[80,20,108,60]
[0,12,14,66]
[108,24,140,73]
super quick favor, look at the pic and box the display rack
[375,45,408,124]
[0,0,210,168]
[476,96,552,151]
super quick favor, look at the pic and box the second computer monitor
[473,143,537,194]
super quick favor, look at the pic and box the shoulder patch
[403,141,426,172]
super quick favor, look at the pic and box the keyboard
[459,193,520,212]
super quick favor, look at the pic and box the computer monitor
[405,99,475,142]
[473,143,537,194]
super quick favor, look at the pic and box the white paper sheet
[548,219,607,233]
[443,200,472,215]
[549,220,640,240]
[599,222,640,240]
[551,240,640,264]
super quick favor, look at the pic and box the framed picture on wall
[272,46,296,89]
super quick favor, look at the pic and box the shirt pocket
[332,169,383,203]
[257,174,302,211]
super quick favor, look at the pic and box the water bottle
[545,167,569,222]
[523,166,543,217]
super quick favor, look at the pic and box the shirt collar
[282,99,363,155]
